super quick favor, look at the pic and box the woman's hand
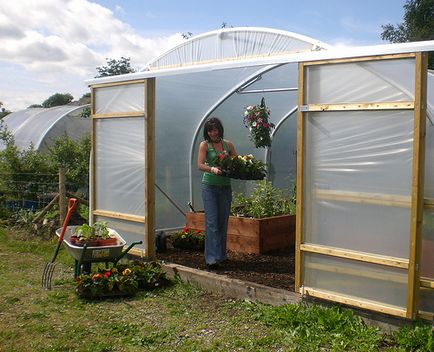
[210,167,222,175]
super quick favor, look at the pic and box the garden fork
[42,198,77,289]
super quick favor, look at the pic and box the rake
[42,198,77,289]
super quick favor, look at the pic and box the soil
[156,243,295,291]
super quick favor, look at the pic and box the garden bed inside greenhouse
[156,244,295,291]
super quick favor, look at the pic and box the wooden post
[144,78,156,259]
[295,62,305,293]
[407,52,427,319]
[58,167,66,226]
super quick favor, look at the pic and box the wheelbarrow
[56,225,142,277]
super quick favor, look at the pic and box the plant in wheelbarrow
[71,221,117,246]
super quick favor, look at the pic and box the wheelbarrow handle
[113,241,143,264]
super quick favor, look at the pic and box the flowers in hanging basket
[171,227,205,250]
[243,104,275,148]
[213,154,267,180]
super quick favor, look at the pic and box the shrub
[231,180,296,218]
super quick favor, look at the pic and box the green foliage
[213,154,267,180]
[95,57,136,78]
[257,303,383,351]
[42,93,74,108]
[46,133,91,190]
[77,204,89,221]
[75,221,109,240]
[231,180,296,218]
[243,103,275,148]
[171,227,205,250]
[76,260,169,298]
[393,320,434,351]
[381,0,434,68]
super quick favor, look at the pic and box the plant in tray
[213,153,266,180]
[170,227,205,250]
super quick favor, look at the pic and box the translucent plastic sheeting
[420,288,434,313]
[155,65,268,227]
[95,117,145,216]
[147,28,328,70]
[303,252,408,309]
[425,71,434,198]
[189,63,299,208]
[1,106,89,151]
[303,110,413,257]
[94,83,144,114]
[304,110,414,195]
[304,200,411,258]
[421,210,434,279]
[95,215,145,249]
[305,59,415,104]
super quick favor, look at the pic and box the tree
[42,93,74,108]
[381,0,434,68]
[0,101,11,119]
[95,57,136,78]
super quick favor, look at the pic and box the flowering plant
[213,154,266,180]
[75,260,168,298]
[171,227,205,250]
[243,102,275,148]
[76,266,138,298]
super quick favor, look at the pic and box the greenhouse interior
[85,27,432,320]
[0,105,90,152]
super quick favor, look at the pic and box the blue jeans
[201,184,232,265]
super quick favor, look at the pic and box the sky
[0,0,409,111]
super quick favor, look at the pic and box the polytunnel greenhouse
[86,27,434,320]
[0,105,90,151]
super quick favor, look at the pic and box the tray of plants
[56,223,127,262]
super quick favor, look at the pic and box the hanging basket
[243,97,275,148]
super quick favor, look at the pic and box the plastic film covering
[1,105,89,151]
[305,59,415,104]
[95,117,145,216]
[95,215,145,250]
[425,71,434,198]
[94,83,144,114]
[421,210,434,279]
[189,63,299,208]
[154,65,268,227]
[147,28,328,70]
[303,253,408,309]
[303,110,413,257]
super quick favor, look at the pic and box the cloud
[0,0,183,110]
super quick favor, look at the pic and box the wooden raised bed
[186,211,295,254]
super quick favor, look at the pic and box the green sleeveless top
[202,140,231,186]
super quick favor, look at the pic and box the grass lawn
[0,226,432,352]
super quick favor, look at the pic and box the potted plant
[186,181,296,254]
[70,221,117,247]
[213,154,266,180]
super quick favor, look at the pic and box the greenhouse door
[90,79,156,258]
[296,53,428,319]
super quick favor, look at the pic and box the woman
[197,117,237,270]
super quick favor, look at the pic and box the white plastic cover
[1,105,89,151]
[302,57,419,310]
[94,83,145,114]
[305,59,415,103]
[146,27,329,70]
[95,117,145,215]
[304,253,408,308]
